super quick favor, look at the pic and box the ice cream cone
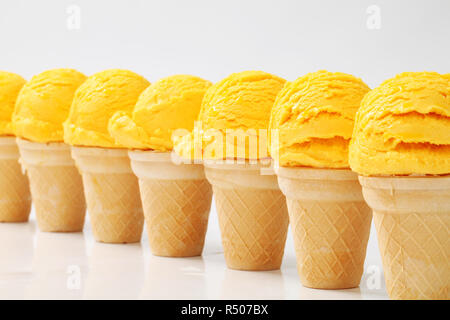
[276,167,372,289]
[359,175,449,300]
[71,146,144,243]
[0,137,31,222]
[204,161,289,271]
[17,138,85,231]
[129,151,212,257]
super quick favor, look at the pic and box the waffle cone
[72,147,143,243]
[205,161,289,271]
[359,175,450,300]
[17,138,85,231]
[277,167,372,289]
[129,151,212,257]
[0,137,31,222]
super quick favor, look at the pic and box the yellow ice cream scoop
[108,74,211,151]
[64,69,150,148]
[191,70,286,160]
[349,71,450,175]
[270,70,370,168]
[13,69,86,142]
[0,71,26,136]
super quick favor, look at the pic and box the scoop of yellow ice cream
[187,70,285,160]
[0,71,26,136]
[270,70,370,168]
[173,122,205,162]
[64,69,149,148]
[13,69,86,142]
[349,72,450,175]
[108,75,211,151]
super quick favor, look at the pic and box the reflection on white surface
[220,269,285,300]
[141,256,206,300]
[25,231,87,299]
[0,212,388,300]
[300,286,363,300]
[0,221,35,299]
[83,242,144,300]
[0,222,35,272]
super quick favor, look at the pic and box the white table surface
[0,199,389,300]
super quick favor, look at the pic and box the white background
[1,0,449,86]
[0,0,448,300]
